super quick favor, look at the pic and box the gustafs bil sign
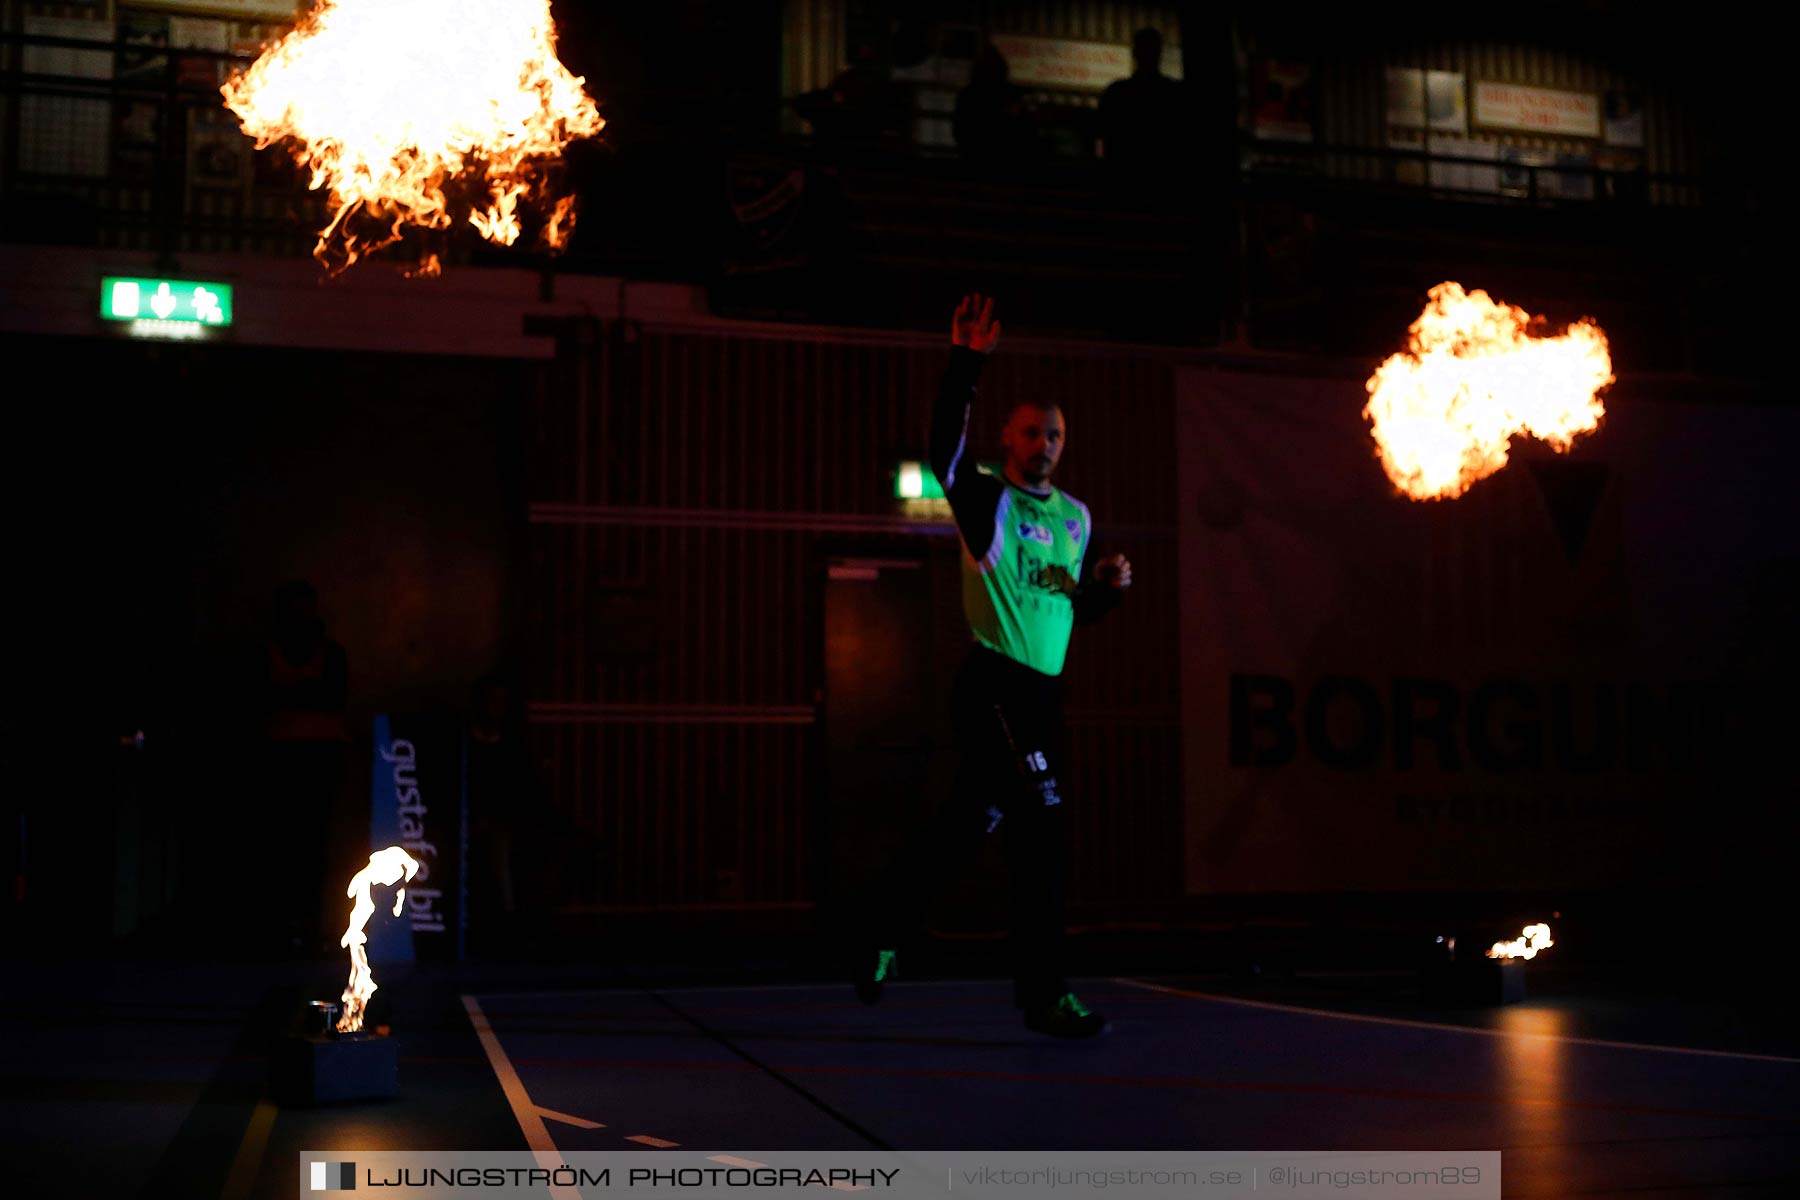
[368,714,466,958]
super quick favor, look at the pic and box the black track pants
[864,645,1071,1009]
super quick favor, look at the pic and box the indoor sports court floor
[7,930,1798,1200]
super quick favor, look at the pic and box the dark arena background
[2,3,1795,1198]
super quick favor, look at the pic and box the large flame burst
[337,846,420,1034]
[221,0,603,273]
[1487,922,1554,961]
[1364,283,1613,500]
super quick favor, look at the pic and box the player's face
[1004,404,1065,484]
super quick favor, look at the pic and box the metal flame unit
[1421,936,1530,1006]
[1423,955,1528,1006]
[273,1001,399,1105]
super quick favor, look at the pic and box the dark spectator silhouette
[464,670,586,953]
[793,43,906,148]
[954,43,1030,158]
[464,672,528,949]
[254,579,349,953]
[1098,28,1185,174]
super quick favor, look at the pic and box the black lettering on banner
[1230,673,1297,766]
[1232,674,1757,775]
[1302,674,1384,768]
[1392,678,1461,771]
[1551,681,1616,772]
[1624,681,1692,770]
[1468,679,1544,771]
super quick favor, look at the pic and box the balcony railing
[0,29,327,261]
[3,28,1766,373]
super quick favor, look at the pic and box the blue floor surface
[5,958,1796,1198]
[467,977,1800,1198]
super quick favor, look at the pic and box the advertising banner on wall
[988,34,1182,93]
[1426,136,1498,193]
[367,713,467,959]
[1385,68,1426,128]
[1604,91,1646,148]
[1474,81,1600,137]
[1426,71,1467,133]
[1386,68,1466,132]
[1175,370,1798,894]
[124,1,299,18]
[1252,59,1314,143]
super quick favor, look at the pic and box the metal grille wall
[527,322,1181,912]
[780,0,845,108]
[963,2,1182,44]
[1305,37,1700,204]
[1,0,311,256]
[779,0,1183,119]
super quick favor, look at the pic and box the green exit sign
[100,277,233,328]
[894,460,946,500]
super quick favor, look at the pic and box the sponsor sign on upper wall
[1473,81,1600,137]
[987,35,1182,93]
[127,1,300,18]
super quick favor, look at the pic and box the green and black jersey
[930,346,1121,676]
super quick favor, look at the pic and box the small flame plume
[336,846,420,1033]
[1487,922,1554,961]
[1364,283,1613,500]
[221,0,603,273]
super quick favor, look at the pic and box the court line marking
[469,979,1022,1001]
[219,1099,278,1200]
[452,1051,1798,1125]
[474,976,1800,1066]
[462,995,582,1200]
[641,987,899,1152]
[469,990,1796,1128]
[1112,977,1800,1065]
[536,1105,606,1130]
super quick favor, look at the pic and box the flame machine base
[1421,957,1528,1006]
[273,1031,399,1105]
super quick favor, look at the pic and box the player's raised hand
[951,293,1002,354]
[1095,554,1132,590]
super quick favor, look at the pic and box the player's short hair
[274,578,317,608]
[1006,397,1063,422]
